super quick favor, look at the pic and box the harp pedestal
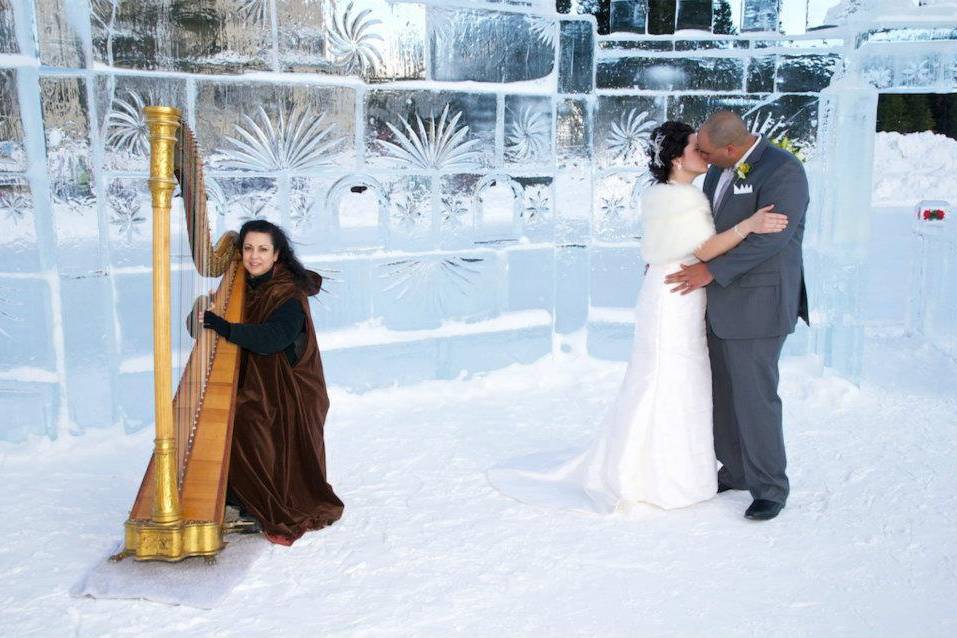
[117,438,222,562]
[120,519,222,562]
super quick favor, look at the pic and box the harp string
[170,122,200,487]
[173,130,188,482]
[165,115,234,492]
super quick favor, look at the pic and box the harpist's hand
[664,262,714,295]
[203,310,231,338]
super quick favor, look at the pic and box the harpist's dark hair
[647,121,694,184]
[238,220,313,291]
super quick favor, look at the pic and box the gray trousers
[707,326,789,504]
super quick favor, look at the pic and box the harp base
[118,518,223,562]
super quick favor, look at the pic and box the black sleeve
[226,298,305,355]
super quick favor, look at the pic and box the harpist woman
[202,219,344,545]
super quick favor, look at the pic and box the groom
[665,111,810,521]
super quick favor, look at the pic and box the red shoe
[264,532,294,546]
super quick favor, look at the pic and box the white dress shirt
[713,135,762,209]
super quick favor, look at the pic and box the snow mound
[872,131,957,205]
[826,0,957,24]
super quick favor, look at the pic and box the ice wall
[0,0,955,441]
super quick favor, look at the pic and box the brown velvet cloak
[229,264,344,544]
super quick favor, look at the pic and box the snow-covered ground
[2,330,956,636]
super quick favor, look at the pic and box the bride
[488,121,789,512]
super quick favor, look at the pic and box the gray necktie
[713,169,732,210]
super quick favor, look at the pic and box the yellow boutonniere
[735,162,751,181]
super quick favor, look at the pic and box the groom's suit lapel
[713,136,770,224]
[703,167,723,227]
[703,167,719,204]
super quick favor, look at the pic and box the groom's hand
[665,263,714,295]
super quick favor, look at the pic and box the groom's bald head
[701,111,751,147]
[696,111,756,168]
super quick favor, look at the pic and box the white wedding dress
[488,182,719,511]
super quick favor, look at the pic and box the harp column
[146,106,182,526]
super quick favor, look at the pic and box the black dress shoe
[745,499,784,520]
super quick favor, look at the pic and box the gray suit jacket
[703,137,810,340]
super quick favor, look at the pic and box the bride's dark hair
[647,121,694,184]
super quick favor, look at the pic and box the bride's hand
[745,205,789,234]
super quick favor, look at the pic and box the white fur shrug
[638,182,716,265]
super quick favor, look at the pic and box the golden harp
[115,106,245,561]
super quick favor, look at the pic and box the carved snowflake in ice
[327,1,384,75]
[863,65,893,89]
[220,106,343,172]
[506,107,550,163]
[0,188,31,224]
[600,195,626,223]
[900,58,938,87]
[441,195,470,226]
[380,256,484,311]
[108,185,146,243]
[526,15,556,48]
[288,187,319,229]
[393,195,424,229]
[523,185,551,222]
[606,109,657,163]
[106,89,152,157]
[378,104,482,171]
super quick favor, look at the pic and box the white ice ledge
[318,310,553,350]
[117,310,554,373]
